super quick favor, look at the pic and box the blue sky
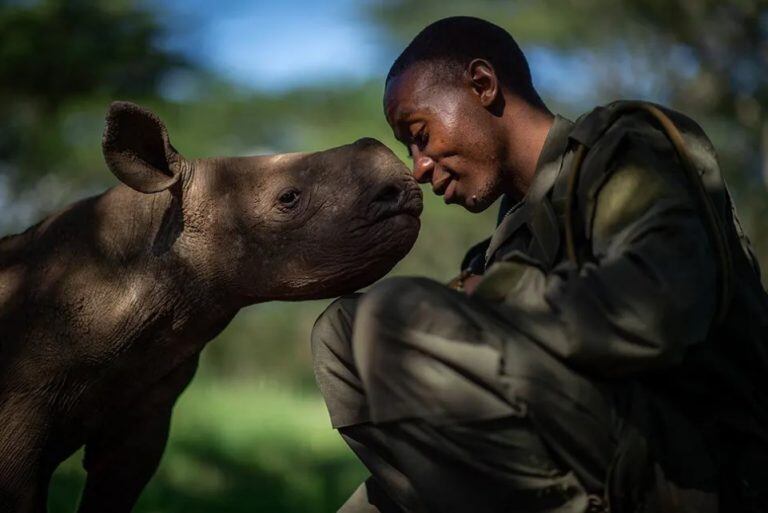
[159,0,391,91]
[155,0,610,107]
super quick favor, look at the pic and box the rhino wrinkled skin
[0,101,422,512]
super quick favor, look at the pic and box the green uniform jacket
[463,101,768,509]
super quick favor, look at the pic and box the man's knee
[355,277,438,331]
[353,276,452,359]
[311,294,360,393]
[311,293,361,366]
[311,294,373,427]
[352,277,442,378]
[351,278,522,424]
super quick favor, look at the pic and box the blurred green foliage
[2,0,766,510]
[50,381,367,512]
[0,0,186,189]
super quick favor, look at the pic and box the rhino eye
[277,188,301,209]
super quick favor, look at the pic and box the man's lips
[444,179,458,203]
[431,174,451,195]
[431,175,459,204]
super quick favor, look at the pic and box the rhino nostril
[372,183,403,204]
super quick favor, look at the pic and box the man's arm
[475,131,718,377]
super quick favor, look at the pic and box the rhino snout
[368,176,423,220]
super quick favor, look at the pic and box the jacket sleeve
[475,130,718,377]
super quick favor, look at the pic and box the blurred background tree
[1,0,765,511]
[0,0,186,195]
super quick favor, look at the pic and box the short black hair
[387,17,543,106]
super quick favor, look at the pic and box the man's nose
[412,155,435,184]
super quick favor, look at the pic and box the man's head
[384,17,550,212]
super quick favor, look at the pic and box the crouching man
[311,17,768,513]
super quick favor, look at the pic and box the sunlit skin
[384,59,556,293]
[384,59,555,212]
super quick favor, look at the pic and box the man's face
[384,62,505,212]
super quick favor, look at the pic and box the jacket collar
[485,114,574,265]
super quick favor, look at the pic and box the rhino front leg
[77,357,199,513]
[0,457,47,512]
[0,396,54,513]
[78,411,170,513]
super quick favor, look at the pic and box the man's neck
[501,100,555,201]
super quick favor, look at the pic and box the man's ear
[102,101,184,194]
[467,59,499,109]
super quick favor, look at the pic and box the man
[311,17,768,513]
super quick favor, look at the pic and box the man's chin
[459,191,498,213]
[444,180,501,212]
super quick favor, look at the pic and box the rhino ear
[102,101,184,194]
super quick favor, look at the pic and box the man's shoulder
[562,100,720,197]
[571,100,711,148]
[550,100,726,255]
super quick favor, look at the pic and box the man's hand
[446,270,484,295]
[461,274,483,295]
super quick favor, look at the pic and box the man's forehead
[384,63,449,124]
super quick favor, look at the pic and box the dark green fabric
[472,101,768,509]
[312,281,598,512]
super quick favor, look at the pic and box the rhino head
[101,101,422,304]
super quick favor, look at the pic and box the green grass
[48,380,367,513]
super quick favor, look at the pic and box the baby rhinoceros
[0,102,422,512]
